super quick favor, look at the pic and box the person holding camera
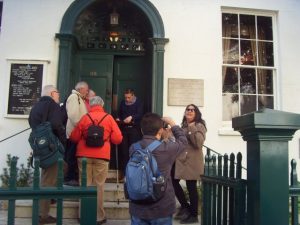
[129,113,188,225]
[171,104,207,224]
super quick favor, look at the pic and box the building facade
[0,0,300,177]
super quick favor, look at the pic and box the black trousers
[119,126,142,174]
[171,164,199,216]
[64,139,78,181]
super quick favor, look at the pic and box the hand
[161,117,176,127]
[123,116,133,124]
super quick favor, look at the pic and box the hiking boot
[96,218,107,225]
[180,215,199,224]
[174,207,189,220]
[39,215,57,224]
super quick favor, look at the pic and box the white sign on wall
[168,78,204,107]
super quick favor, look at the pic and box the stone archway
[56,0,168,114]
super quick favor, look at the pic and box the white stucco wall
[0,0,300,180]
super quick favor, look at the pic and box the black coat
[28,96,67,147]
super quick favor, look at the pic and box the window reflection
[240,40,256,65]
[241,95,256,115]
[240,15,255,39]
[223,93,239,120]
[222,13,238,38]
[258,69,273,94]
[258,96,274,110]
[222,66,238,93]
[240,68,256,94]
[258,16,273,41]
[223,39,239,64]
[258,41,274,66]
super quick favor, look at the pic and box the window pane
[222,13,238,38]
[240,40,256,65]
[257,69,273,94]
[240,14,256,39]
[222,66,238,93]
[223,39,239,64]
[240,68,256,94]
[258,41,274,66]
[241,95,256,114]
[257,16,273,41]
[258,96,274,110]
[223,93,239,120]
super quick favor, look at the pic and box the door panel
[112,56,151,117]
[76,53,113,113]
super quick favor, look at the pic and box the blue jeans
[131,215,172,225]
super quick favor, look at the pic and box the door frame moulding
[56,0,168,114]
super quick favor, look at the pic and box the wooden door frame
[56,0,168,115]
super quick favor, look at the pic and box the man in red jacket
[70,96,123,225]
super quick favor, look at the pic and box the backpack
[86,113,108,147]
[124,140,167,204]
[28,121,65,169]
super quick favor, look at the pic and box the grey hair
[41,85,57,97]
[90,96,104,107]
[75,81,88,91]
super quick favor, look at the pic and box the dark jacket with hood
[28,96,67,147]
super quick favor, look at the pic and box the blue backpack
[124,140,167,204]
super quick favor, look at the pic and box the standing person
[129,113,188,225]
[64,81,89,186]
[172,104,207,224]
[28,85,67,224]
[70,96,123,225]
[116,88,143,180]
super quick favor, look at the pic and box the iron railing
[201,151,247,225]
[0,157,97,225]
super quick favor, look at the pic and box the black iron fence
[201,150,247,225]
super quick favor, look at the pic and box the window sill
[218,127,241,136]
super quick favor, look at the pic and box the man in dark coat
[28,85,66,224]
[129,113,188,225]
[116,88,143,180]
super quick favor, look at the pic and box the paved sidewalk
[0,210,200,225]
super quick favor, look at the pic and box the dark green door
[112,56,151,117]
[76,53,113,113]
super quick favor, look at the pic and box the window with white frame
[0,1,3,31]
[222,11,276,121]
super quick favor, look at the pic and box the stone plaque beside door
[168,78,204,106]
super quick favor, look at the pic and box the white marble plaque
[168,78,204,106]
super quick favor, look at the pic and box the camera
[162,121,169,129]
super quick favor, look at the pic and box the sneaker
[96,218,107,225]
[180,215,199,224]
[174,207,189,220]
[39,215,57,224]
[64,180,79,186]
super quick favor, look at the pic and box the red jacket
[70,106,123,160]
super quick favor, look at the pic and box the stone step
[11,200,130,220]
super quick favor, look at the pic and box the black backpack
[86,113,108,147]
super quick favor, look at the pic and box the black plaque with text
[7,63,43,115]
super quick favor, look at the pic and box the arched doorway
[56,0,168,169]
[56,0,168,115]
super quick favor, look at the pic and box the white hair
[75,81,88,91]
[41,85,57,97]
[90,96,104,107]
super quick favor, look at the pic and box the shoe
[174,207,189,220]
[96,218,107,225]
[64,180,79,186]
[180,215,199,224]
[39,215,57,224]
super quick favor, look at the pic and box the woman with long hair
[171,104,207,224]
